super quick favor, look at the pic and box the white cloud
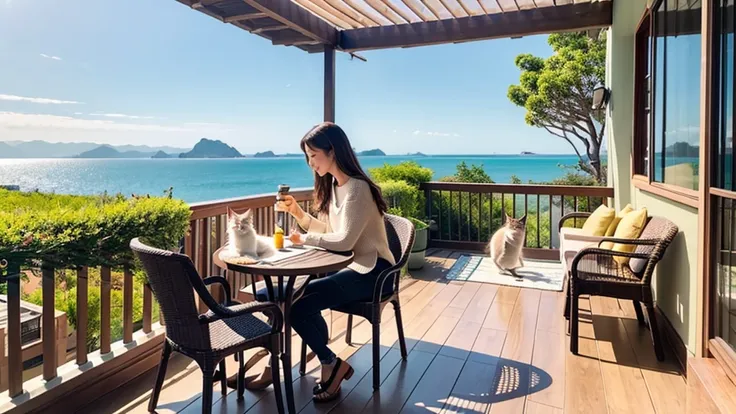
[0,94,81,105]
[0,112,190,132]
[412,130,460,137]
[89,112,156,120]
[286,84,291,88]
[40,54,62,61]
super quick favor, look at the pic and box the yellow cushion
[607,208,648,265]
[581,204,615,236]
[604,204,634,237]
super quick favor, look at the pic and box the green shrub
[379,180,421,219]
[369,161,432,187]
[0,189,191,269]
[439,161,494,183]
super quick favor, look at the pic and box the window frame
[631,1,701,208]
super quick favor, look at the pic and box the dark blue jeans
[257,258,393,364]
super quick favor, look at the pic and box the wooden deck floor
[81,249,687,414]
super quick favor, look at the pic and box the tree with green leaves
[508,31,607,183]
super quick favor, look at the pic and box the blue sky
[0,0,574,155]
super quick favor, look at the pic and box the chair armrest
[570,248,650,282]
[200,301,283,334]
[203,275,233,304]
[372,265,402,304]
[595,238,660,248]
[558,212,592,232]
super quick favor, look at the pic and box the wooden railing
[0,183,612,411]
[185,188,314,305]
[0,188,313,413]
[420,182,614,259]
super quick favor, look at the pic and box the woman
[275,122,396,402]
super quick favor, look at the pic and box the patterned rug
[445,254,565,291]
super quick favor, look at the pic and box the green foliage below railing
[0,189,191,269]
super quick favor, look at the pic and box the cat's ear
[519,214,527,224]
[226,206,235,219]
[243,209,253,222]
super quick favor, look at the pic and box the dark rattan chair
[298,214,415,390]
[561,217,679,361]
[130,238,286,414]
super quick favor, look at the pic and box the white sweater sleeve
[297,212,328,234]
[303,186,370,251]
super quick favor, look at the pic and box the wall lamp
[592,83,611,110]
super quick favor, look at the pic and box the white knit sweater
[297,177,396,274]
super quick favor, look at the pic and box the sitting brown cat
[488,213,527,277]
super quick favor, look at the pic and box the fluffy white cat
[226,207,275,259]
[488,213,527,277]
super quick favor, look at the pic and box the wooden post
[0,327,6,392]
[5,262,22,397]
[696,0,715,358]
[324,46,335,122]
[42,265,57,381]
[76,267,88,364]
[123,267,133,343]
[100,266,111,354]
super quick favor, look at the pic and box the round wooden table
[223,246,353,414]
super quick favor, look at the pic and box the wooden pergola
[176,0,612,120]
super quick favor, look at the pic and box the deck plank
[81,251,688,414]
[488,289,541,413]
[563,297,607,414]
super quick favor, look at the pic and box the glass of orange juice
[274,227,284,249]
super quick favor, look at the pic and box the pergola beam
[242,0,339,45]
[340,1,612,51]
[223,12,267,22]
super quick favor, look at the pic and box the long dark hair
[300,122,387,215]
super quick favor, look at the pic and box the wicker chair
[130,238,286,414]
[297,214,415,390]
[561,217,679,361]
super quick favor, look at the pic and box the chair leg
[218,360,227,395]
[570,291,579,355]
[645,304,665,362]
[148,340,172,412]
[237,351,245,401]
[633,301,646,326]
[564,278,571,320]
[394,302,408,359]
[201,365,215,414]
[270,335,286,414]
[372,322,380,391]
[299,340,308,376]
[346,314,353,345]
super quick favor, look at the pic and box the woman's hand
[275,194,305,220]
[288,231,305,246]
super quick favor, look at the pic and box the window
[633,0,702,196]
[713,0,736,352]
[633,13,651,177]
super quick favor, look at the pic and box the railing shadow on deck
[89,340,554,414]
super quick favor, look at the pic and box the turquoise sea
[0,155,579,203]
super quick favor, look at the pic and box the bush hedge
[0,189,191,269]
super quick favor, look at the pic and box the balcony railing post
[76,267,88,364]
[6,261,23,396]
[42,264,57,381]
[123,267,134,343]
[100,266,111,354]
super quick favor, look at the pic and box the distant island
[151,150,172,159]
[407,152,427,157]
[77,145,160,159]
[521,151,536,155]
[254,151,277,158]
[179,138,242,158]
[0,140,188,159]
[358,149,385,156]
